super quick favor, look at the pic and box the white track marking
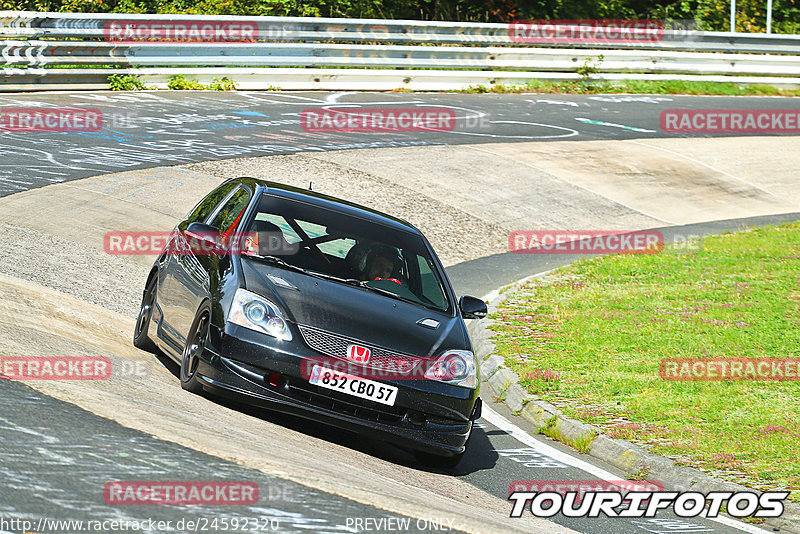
[466,145,678,225]
[416,104,580,141]
[588,96,673,104]
[239,92,425,107]
[484,405,636,481]
[575,117,656,133]
[442,120,579,140]
[626,140,797,207]
[531,99,580,107]
[325,92,351,103]
[482,405,772,533]
[289,103,580,140]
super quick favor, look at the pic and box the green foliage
[576,54,604,80]
[3,0,799,31]
[167,73,206,90]
[108,73,147,90]
[696,0,800,32]
[208,76,237,90]
[164,74,239,90]
[458,78,800,96]
[464,83,492,93]
[491,222,800,502]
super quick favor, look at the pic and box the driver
[362,245,403,284]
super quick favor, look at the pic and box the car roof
[234,177,424,236]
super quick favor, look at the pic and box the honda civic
[133,177,486,466]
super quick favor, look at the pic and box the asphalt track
[2,341,778,534]
[0,380,431,534]
[1,91,798,196]
[1,91,799,534]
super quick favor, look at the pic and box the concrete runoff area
[0,274,554,534]
[0,135,798,532]
[0,378,451,534]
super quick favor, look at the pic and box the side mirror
[459,295,487,319]
[185,222,221,254]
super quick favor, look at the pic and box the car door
[169,184,253,344]
[158,181,239,348]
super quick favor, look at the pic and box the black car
[134,178,487,466]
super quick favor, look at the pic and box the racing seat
[251,220,297,256]
[343,243,370,278]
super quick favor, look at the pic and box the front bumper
[196,323,480,456]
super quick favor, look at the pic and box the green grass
[108,74,148,91]
[490,223,800,502]
[460,79,800,96]
[164,74,239,91]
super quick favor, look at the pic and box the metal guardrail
[4,11,800,53]
[1,11,800,91]
[4,42,800,77]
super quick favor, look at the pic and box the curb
[469,272,800,533]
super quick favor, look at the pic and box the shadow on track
[152,350,499,475]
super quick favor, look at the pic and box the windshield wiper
[313,273,365,286]
[315,274,427,307]
[348,280,424,307]
[249,256,367,288]
[249,254,313,276]
[290,269,414,303]
[249,256,427,308]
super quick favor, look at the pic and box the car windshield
[242,193,451,313]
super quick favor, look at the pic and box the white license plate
[309,365,398,406]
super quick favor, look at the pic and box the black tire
[133,274,159,353]
[180,302,211,394]
[414,449,465,470]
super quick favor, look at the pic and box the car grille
[297,324,419,375]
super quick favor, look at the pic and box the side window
[211,187,252,234]
[417,255,446,309]
[180,182,237,231]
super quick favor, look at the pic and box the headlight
[424,350,477,389]
[229,288,292,341]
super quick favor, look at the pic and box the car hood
[241,258,465,357]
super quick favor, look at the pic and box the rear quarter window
[179,181,238,232]
[211,187,252,233]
